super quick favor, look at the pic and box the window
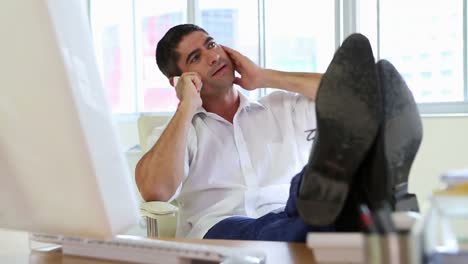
[90,0,261,113]
[90,0,468,115]
[265,0,335,73]
[90,0,136,113]
[379,0,464,103]
[134,1,186,112]
[358,0,468,113]
[264,0,335,94]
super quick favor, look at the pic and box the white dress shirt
[148,90,317,238]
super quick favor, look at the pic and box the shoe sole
[333,60,423,231]
[297,34,381,226]
[361,60,423,211]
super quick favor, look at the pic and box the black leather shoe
[333,60,423,231]
[297,33,382,226]
[363,59,423,212]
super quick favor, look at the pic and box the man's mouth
[212,64,227,77]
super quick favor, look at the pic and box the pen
[374,202,400,264]
[359,203,378,233]
[360,203,384,264]
[374,202,396,234]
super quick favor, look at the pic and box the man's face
[175,31,235,96]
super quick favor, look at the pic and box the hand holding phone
[169,76,180,87]
[170,73,203,111]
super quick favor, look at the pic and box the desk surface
[0,229,316,264]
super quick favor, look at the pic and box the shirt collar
[237,91,267,111]
[194,89,266,115]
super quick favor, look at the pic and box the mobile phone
[169,76,180,87]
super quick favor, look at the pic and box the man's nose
[207,50,220,66]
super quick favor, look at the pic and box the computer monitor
[0,0,139,239]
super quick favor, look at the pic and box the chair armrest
[140,201,179,216]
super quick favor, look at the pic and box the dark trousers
[203,167,334,242]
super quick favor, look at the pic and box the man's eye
[208,42,217,48]
[190,55,200,63]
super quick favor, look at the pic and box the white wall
[118,115,468,213]
[409,116,468,213]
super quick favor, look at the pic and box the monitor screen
[0,0,139,239]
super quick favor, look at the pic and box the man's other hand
[223,45,266,90]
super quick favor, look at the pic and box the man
[135,24,421,241]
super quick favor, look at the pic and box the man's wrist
[258,68,275,88]
[178,100,199,116]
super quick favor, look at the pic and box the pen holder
[392,211,423,264]
[364,233,400,264]
[364,211,422,264]
[396,229,414,264]
[381,233,400,264]
[364,233,383,264]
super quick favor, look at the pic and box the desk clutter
[425,169,468,264]
[27,169,468,264]
[307,211,421,264]
[307,169,468,264]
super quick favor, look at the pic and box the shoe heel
[297,168,350,225]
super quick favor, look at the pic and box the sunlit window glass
[379,0,463,103]
[357,0,378,53]
[264,0,335,94]
[135,1,186,112]
[90,0,136,113]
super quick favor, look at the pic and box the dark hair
[155,24,208,78]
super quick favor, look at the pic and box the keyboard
[30,233,265,264]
